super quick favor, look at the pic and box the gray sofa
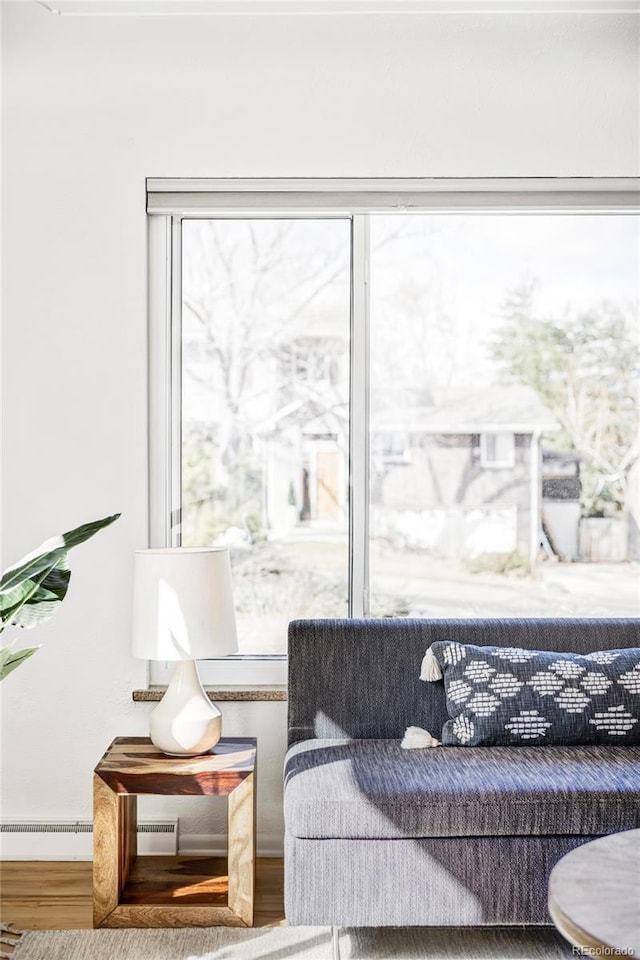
[284,617,640,928]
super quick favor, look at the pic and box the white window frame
[147,177,639,686]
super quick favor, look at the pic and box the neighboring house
[269,334,349,529]
[261,398,349,531]
[182,322,351,537]
[368,385,559,565]
[185,311,559,564]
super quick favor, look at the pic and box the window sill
[133,686,287,703]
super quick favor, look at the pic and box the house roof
[371,385,559,434]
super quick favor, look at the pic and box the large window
[148,180,640,680]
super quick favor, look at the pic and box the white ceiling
[36,0,640,16]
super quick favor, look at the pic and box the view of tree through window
[180,213,639,654]
[181,219,351,653]
[369,215,639,620]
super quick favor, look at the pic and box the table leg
[93,775,137,927]
[227,771,255,926]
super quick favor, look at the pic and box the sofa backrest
[287,617,640,746]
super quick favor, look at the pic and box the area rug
[7,924,575,959]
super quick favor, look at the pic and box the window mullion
[349,215,370,617]
[148,214,172,550]
[169,215,183,547]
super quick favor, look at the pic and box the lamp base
[150,660,222,756]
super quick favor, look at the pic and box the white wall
[1,1,638,855]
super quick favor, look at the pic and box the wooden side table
[93,736,256,928]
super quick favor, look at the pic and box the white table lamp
[132,547,238,756]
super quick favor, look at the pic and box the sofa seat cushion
[284,738,640,840]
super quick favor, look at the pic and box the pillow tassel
[401,726,441,749]
[420,645,443,682]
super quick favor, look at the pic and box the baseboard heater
[0,820,178,860]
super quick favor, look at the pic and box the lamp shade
[131,547,238,661]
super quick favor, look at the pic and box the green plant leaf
[0,643,40,681]
[0,563,70,630]
[0,513,120,674]
[0,513,120,596]
[0,513,119,628]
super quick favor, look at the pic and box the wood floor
[0,858,285,930]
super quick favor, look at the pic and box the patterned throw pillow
[423,642,640,746]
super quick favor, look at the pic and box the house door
[316,451,340,521]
